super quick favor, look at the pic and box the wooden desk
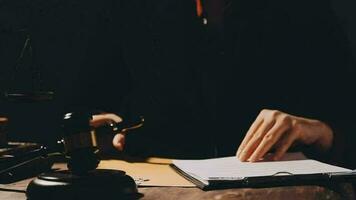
[1,180,355,200]
[139,186,355,200]
[1,159,355,200]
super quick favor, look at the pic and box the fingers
[272,131,297,161]
[236,114,264,157]
[248,121,290,162]
[237,109,304,162]
[238,118,276,161]
[90,113,126,151]
[90,113,123,128]
[112,133,126,151]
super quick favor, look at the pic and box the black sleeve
[292,0,356,169]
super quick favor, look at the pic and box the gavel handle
[109,116,144,134]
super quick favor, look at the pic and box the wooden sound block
[26,169,138,200]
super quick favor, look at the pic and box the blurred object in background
[2,30,54,103]
[0,117,8,147]
[0,142,54,184]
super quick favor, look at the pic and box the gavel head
[61,112,100,174]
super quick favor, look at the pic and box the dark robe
[77,0,353,161]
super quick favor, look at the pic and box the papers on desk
[98,157,195,187]
[172,153,355,190]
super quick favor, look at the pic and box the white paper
[172,153,351,182]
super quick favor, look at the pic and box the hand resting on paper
[236,109,334,162]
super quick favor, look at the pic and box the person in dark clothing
[80,0,354,168]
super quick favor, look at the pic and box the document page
[172,153,351,182]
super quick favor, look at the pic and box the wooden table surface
[0,155,355,200]
[1,182,355,200]
[139,185,355,200]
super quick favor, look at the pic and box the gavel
[26,111,144,200]
[61,111,144,174]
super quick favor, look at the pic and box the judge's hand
[90,113,126,151]
[236,109,334,162]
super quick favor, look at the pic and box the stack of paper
[172,153,354,189]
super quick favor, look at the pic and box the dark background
[0,0,355,145]
[0,0,117,143]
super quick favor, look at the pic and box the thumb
[112,133,126,151]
